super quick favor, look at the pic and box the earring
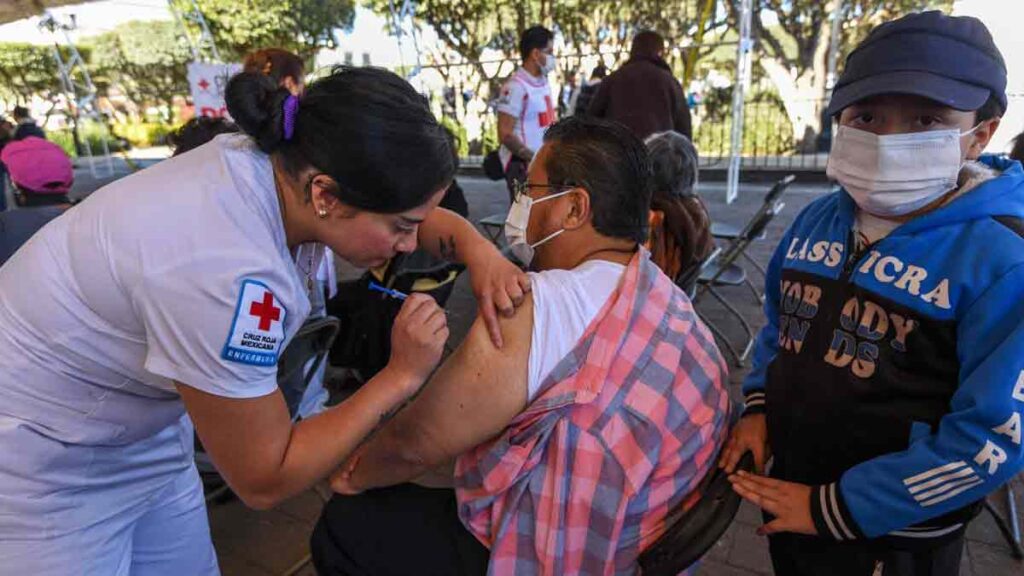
[317,208,328,219]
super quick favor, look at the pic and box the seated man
[0,136,74,266]
[312,116,731,575]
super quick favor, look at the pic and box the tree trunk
[760,0,837,154]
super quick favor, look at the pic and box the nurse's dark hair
[225,66,455,214]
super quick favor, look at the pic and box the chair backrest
[677,246,721,298]
[277,316,341,419]
[764,174,796,205]
[707,200,785,284]
[637,451,755,576]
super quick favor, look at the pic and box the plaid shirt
[455,250,730,575]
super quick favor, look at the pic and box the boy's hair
[975,94,1005,123]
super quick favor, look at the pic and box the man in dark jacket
[588,31,692,140]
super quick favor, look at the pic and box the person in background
[0,117,14,212]
[168,116,239,157]
[569,62,607,117]
[243,48,305,95]
[0,136,74,266]
[589,30,692,140]
[315,116,730,575]
[496,25,555,203]
[1009,129,1024,164]
[12,106,46,141]
[722,12,1023,576]
[644,130,714,283]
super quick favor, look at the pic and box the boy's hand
[719,413,770,474]
[728,471,817,536]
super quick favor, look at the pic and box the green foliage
[177,0,356,61]
[50,120,128,158]
[112,121,174,148]
[85,20,192,120]
[0,42,66,105]
[439,115,469,158]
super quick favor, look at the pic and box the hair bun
[224,72,291,153]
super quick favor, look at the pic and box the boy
[720,11,1024,575]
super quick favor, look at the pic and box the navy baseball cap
[827,11,1006,116]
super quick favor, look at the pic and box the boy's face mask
[826,124,981,217]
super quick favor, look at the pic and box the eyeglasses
[511,180,576,203]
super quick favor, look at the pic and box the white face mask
[539,53,556,75]
[826,125,979,217]
[504,188,571,267]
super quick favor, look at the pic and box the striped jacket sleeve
[741,220,796,415]
[813,263,1024,540]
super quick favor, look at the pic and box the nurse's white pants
[0,415,219,575]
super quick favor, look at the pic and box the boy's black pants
[768,531,965,576]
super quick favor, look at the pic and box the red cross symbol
[198,78,210,91]
[249,291,281,331]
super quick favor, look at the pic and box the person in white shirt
[0,67,528,575]
[497,25,555,202]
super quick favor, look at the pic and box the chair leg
[707,286,756,366]
[741,251,767,278]
[984,487,1024,559]
[697,310,742,367]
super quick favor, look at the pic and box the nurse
[0,67,528,574]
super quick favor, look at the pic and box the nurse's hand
[386,293,449,391]
[465,242,530,348]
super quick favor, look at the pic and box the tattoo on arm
[439,235,457,261]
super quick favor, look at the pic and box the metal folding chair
[983,482,1023,559]
[638,401,753,576]
[477,212,507,245]
[694,199,785,366]
[196,316,341,505]
[711,175,795,301]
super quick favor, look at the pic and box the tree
[366,0,726,118]
[174,0,357,61]
[86,20,192,120]
[729,0,954,151]
[0,42,65,109]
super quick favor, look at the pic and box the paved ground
[67,158,1024,575]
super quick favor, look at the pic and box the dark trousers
[768,532,965,576]
[504,157,528,205]
[310,483,489,576]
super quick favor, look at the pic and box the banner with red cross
[221,279,288,367]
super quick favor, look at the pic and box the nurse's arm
[418,207,530,348]
[333,296,532,492]
[176,364,419,510]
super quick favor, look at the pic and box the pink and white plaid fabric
[455,250,731,575]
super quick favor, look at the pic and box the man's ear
[966,117,1001,160]
[561,187,591,231]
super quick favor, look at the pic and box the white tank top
[526,259,626,401]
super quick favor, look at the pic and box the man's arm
[498,113,533,161]
[417,207,531,348]
[673,82,693,139]
[334,295,534,492]
[587,79,609,118]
